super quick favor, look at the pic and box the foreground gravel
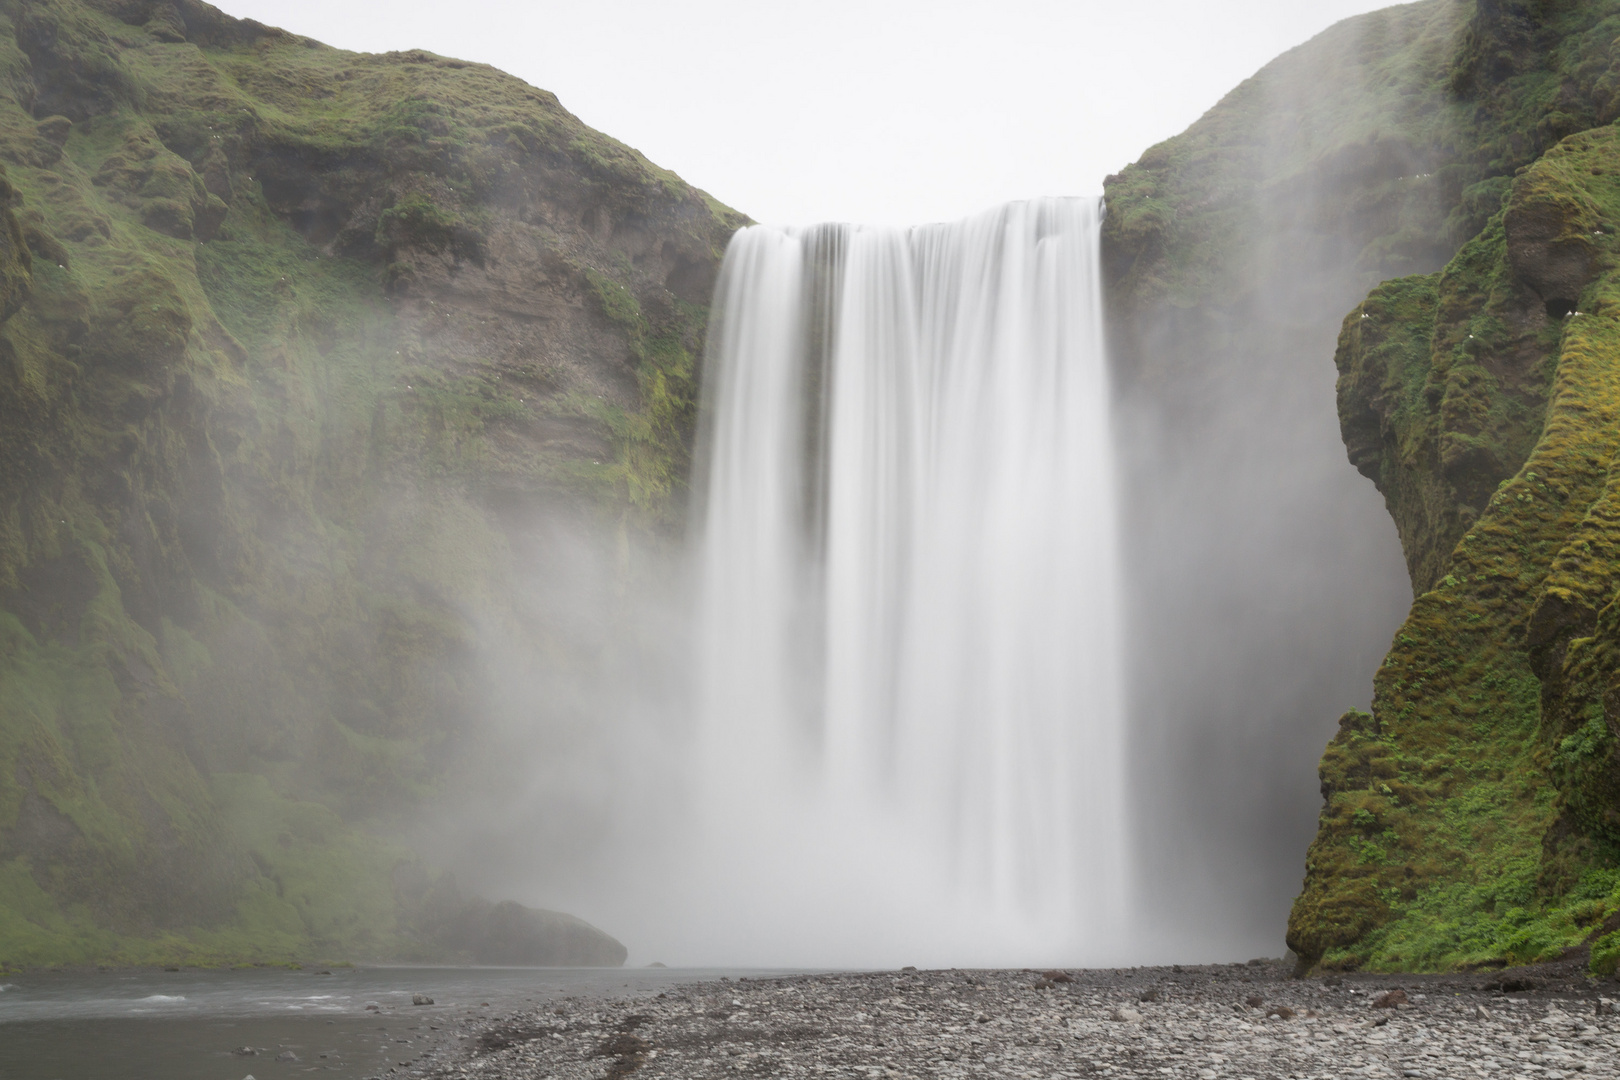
[399,961,1620,1080]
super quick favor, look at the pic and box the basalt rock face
[1105,0,1620,967]
[0,0,740,966]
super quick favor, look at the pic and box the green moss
[1291,122,1620,973]
[374,192,484,260]
[1337,203,1559,593]
[0,0,730,967]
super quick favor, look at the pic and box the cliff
[0,0,740,967]
[1292,3,1620,973]
[1105,0,1620,967]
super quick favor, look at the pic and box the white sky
[212,0,1399,226]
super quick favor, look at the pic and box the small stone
[1474,1004,1493,1020]
[413,994,434,1005]
[233,1047,257,1056]
[275,1050,298,1062]
[1109,1007,1143,1022]
[1597,998,1616,1017]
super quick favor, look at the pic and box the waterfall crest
[693,197,1126,964]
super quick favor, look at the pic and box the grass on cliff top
[105,2,738,233]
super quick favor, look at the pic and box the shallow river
[0,965,775,1079]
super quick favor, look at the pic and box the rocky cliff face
[1290,3,1620,970]
[0,0,739,966]
[1105,0,1620,967]
[1291,124,1620,974]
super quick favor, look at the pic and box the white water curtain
[692,197,1126,965]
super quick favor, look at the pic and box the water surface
[0,965,777,1079]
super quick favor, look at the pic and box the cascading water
[690,197,1127,966]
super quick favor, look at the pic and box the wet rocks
[420,963,1620,1080]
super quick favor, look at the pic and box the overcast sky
[214,0,1400,226]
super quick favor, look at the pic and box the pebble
[415,963,1620,1080]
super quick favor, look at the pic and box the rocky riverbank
[392,961,1620,1079]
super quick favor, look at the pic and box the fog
[185,0,1448,966]
[1108,4,1458,959]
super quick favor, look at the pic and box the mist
[1108,2,1463,959]
[130,1,1466,969]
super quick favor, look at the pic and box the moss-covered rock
[0,0,741,967]
[1290,85,1620,977]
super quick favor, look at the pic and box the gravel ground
[390,961,1620,1080]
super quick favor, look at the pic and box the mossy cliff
[1292,11,1620,972]
[1104,0,1620,963]
[0,0,741,967]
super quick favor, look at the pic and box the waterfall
[692,197,1126,965]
